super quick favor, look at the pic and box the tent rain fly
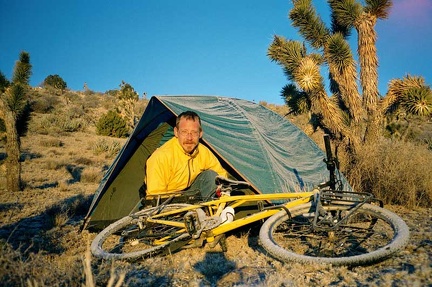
[83,95,351,230]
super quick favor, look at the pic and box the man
[145,111,228,199]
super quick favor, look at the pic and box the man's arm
[145,153,168,194]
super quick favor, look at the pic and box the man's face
[174,117,203,154]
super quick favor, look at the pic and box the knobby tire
[259,202,409,266]
[91,204,192,260]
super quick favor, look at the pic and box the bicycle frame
[136,134,347,247]
[142,190,318,246]
[92,134,410,266]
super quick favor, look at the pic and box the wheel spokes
[274,213,394,258]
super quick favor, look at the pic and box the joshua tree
[0,51,32,192]
[268,0,432,154]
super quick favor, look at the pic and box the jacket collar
[173,138,200,158]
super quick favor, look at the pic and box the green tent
[83,95,351,230]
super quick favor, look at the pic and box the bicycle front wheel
[91,204,192,260]
[259,203,410,266]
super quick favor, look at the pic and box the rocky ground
[1,185,431,286]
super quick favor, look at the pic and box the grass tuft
[91,138,121,158]
[346,138,432,207]
[81,167,103,183]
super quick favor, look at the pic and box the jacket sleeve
[145,151,169,194]
[213,163,228,178]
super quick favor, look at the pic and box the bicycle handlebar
[215,176,250,189]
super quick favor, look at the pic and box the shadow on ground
[193,251,236,286]
[0,193,92,255]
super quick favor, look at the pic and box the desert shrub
[65,105,87,120]
[91,138,121,158]
[346,138,432,208]
[45,194,89,224]
[80,167,103,183]
[83,93,101,109]
[45,202,70,227]
[46,148,63,156]
[83,87,101,97]
[57,180,70,191]
[39,138,63,147]
[27,117,48,134]
[134,98,149,118]
[63,90,82,104]
[28,87,61,113]
[96,110,129,138]
[44,159,65,170]
[29,111,88,134]
[75,157,94,166]
[105,89,118,97]
[101,94,117,110]
[43,74,67,90]
[31,94,59,113]
[52,115,86,132]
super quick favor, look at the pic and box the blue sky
[1,0,431,105]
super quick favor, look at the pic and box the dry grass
[91,138,122,158]
[81,166,104,184]
[346,138,432,207]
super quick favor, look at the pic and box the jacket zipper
[187,157,193,187]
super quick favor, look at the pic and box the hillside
[0,88,431,286]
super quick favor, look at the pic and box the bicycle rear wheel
[259,203,410,266]
[91,204,192,260]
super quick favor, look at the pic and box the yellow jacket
[145,137,227,194]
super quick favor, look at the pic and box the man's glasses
[179,130,200,137]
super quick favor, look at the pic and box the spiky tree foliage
[383,75,432,115]
[381,76,432,140]
[269,0,431,154]
[0,51,32,192]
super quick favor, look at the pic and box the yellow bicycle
[91,136,410,266]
